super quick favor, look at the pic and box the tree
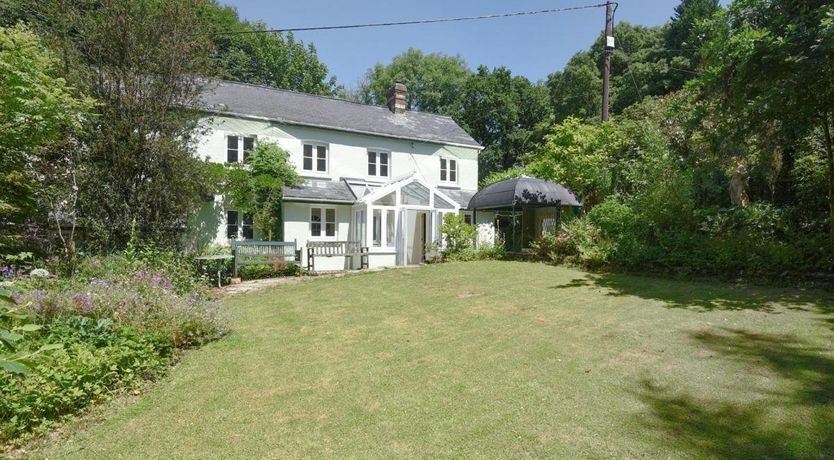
[0,25,92,254]
[357,48,471,115]
[596,23,670,113]
[0,0,27,27]
[664,0,721,91]
[698,0,834,234]
[525,118,622,207]
[36,0,217,249]
[205,2,336,95]
[457,66,551,180]
[666,0,720,50]
[547,52,602,122]
[225,143,301,240]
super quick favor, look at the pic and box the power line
[208,3,613,36]
[613,41,644,101]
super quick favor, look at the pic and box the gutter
[201,109,484,151]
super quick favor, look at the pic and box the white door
[406,210,427,264]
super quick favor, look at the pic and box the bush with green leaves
[238,261,303,280]
[444,240,506,262]
[0,316,170,442]
[225,142,301,241]
[0,288,62,375]
[439,213,477,256]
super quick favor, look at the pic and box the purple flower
[28,290,60,315]
[0,266,15,278]
[134,270,173,291]
[30,290,48,302]
[89,278,111,289]
[71,292,97,314]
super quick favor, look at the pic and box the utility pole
[601,1,615,121]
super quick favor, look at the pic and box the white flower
[29,268,50,278]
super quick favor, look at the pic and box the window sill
[301,172,331,179]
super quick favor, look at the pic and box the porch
[282,173,477,270]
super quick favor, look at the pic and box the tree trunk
[823,112,834,237]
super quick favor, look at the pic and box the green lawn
[38,261,834,459]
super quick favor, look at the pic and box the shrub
[440,214,476,254]
[445,239,506,262]
[239,264,277,280]
[238,261,302,280]
[529,233,574,264]
[18,271,223,349]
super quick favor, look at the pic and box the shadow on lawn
[634,328,834,459]
[551,273,834,315]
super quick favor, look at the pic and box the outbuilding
[469,176,581,253]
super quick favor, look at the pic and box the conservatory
[351,174,464,266]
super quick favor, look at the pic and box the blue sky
[223,1,693,88]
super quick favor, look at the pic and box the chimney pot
[387,82,408,114]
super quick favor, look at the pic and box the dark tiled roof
[283,179,356,203]
[439,188,476,209]
[468,177,582,210]
[200,80,482,149]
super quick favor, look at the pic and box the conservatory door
[406,210,428,264]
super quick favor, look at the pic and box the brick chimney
[386,82,407,114]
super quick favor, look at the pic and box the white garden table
[195,255,234,288]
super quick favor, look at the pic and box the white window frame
[372,209,382,247]
[310,206,336,239]
[226,134,256,163]
[302,142,329,174]
[385,209,396,248]
[226,210,239,240]
[440,157,458,184]
[241,212,254,240]
[226,210,254,240]
[365,206,397,249]
[367,150,390,179]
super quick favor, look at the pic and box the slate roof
[200,80,482,149]
[283,179,357,203]
[283,178,478,208]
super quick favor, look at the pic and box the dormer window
[368,151,389,178]
[440,158,457,183]
[227,135,255,163]
[303,143,328,173]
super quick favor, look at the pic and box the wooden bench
[232,240,301,276]
[306,241,369,273]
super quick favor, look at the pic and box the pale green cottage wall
[195,115,480,190]
[192,114,483,250]
[284,202,357,271]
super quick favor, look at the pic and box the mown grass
[35,261,834,459]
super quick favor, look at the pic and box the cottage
[191,80,496,270]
